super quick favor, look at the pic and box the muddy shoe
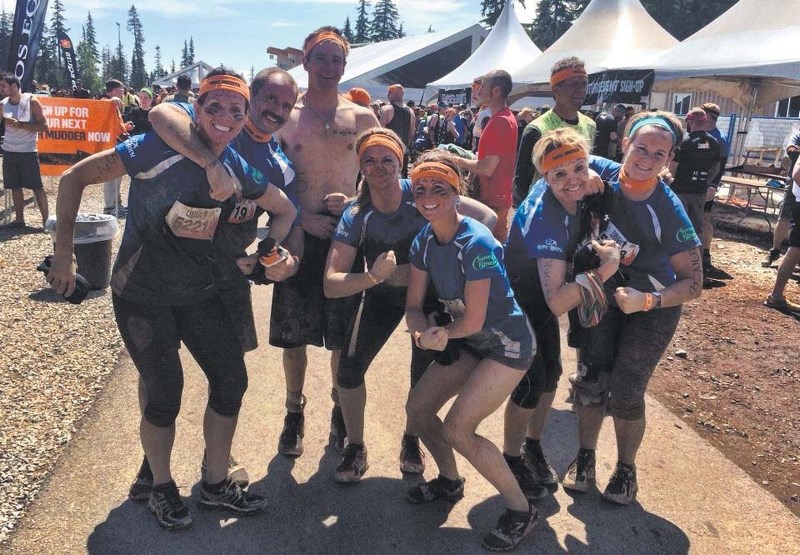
[406,475,465,504]
[481,502,539,552]
[201,452,249,488]
[148,480,193,531]
[764,295,800,315]
[761,249,781,267]
[399,434,426,474]
[508,457,549,502]
[128,456,153,502]
[330,404,347,454]
[522,439,558,487]
[562,448,596,493]
[334,443,369,483]
[279,410,305,457]
[602,462,638,505]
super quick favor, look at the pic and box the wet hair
[251,67,298,99]
[197,67,250,112]
[303,26,350,57]
[624,110,684,152]
[550,57,586,76]
[532,127,590,174]
[352,128,406,214]
[482,69,512,99]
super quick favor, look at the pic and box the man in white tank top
[0,73,49,229]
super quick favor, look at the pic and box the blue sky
[55,0,537,79]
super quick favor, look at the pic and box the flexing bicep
[149,103,215,166]
[446,278,490,338]
[537,257,583,316]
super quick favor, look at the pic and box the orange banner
[36,97,127,176]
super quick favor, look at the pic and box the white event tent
[288,26,488,103]
[152,61,215,89]
[652,0,800,110]
[510,0,678,101]
[426,0,541,94]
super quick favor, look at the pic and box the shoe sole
[278,444,304,457]
[148,504,193,531]
[764,300,800,316]
[399,463,425,474]
[562,477,594,493]
[128,485,152,502]
[334,463,369,483]
[601,488,638,505]
[198,498,267,515]
[406,486,465,505]
[481,511,540,552]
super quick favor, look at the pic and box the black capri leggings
[113,294,248,427]
[510,299,562,409]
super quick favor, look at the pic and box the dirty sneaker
[148,480,193,531]
[481,502,539,552]
[508,457,549,502]
[200,451,249,488]
[406,475,465,504]
[334,443,369,483]
[602,462,638,505]
[562,448,596,493]
[330,404,347,454]
[522,439,558,486]
[761,248,781,267]
[399,434,425,474]
[198,478,267,515]
[128,456,153,502]
[279,410,305,457]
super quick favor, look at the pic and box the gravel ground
[0,177,127,543]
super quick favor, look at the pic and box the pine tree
[369,0,401,42]
[153,45,166,78]
[170,59,176,74]
[427,25,434,33]
[528,0,576,50]
[640,0,735,41]
[0,9,13,71]
[354,0,370,43]
[342,16,354,43]
[34,23,55,90]
[76,11,102,94]
[480,0,527,28]
[180,40,189,67]
[101,45,111,82]
[398,22,405,38]
[188,37,195,65]
[47,0,69,87]
[127,6,146,89]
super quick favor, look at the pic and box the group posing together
[47,27,702,553]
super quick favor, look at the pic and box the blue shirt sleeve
[409,227,429,271]
[658,185,702,255]
[332,205,364,248]
[589,155,621,182]
[524,191,572,261]
[463,231,504,281]
[220,148,268,200]
[115,131,175,177]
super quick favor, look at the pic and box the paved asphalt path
[6,282,800,554]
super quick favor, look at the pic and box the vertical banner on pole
[7,0,50,91]
[57,31,80,92]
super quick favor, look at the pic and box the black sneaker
[562,448,596,493]
[279,411,305,457]
[200,452,249,488]
[509,457,549,502]
[128,456,153,502]
[704,265,731,280]
[330,404,347,455]
[406,475,465,504]
[148,480,193,531]
[762,248,781,267]
[522,440,558,486]
[334,443,369,483]
[399,434,425,474]
[602,462,638,505]
[198,479,267,515]
[481,502,539,552]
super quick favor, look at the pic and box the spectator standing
[128,87,154,135]
[593,104,624,158]
[764,159,800,315]
[101,79,132,217]
[380,84,415,177]
[762,128,799,267]
[164,74,193,103]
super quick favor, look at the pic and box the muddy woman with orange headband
[562,111,702,506]
[323,129,495,484]
[404,150,538,551]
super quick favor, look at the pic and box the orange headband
[410,162,461,193]
[198,75,250,103]
[304,31,348,58]
[540,144,587,173]
[358,134,404,164]
[549,68,588,87]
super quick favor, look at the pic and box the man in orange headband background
[513,56,596,207]
[274,25,379,456]
[380,84,415,177]
[452,69,517,241]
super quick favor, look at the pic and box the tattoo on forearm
[92,152,120,183]
[689,250,702,294]
[541,260,553,301]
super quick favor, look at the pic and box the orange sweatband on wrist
[304,31,348,57]
[410,162,461,193]
[357,134,404,164]
[549,68,588,87]
[642,292,653,312]
[540,145,587,173]
[199,75,250,103]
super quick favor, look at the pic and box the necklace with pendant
[305,96,334,130]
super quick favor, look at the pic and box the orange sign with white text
[36,97,127,176]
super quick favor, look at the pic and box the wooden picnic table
[718,175,784,231]
[725,164,787,182]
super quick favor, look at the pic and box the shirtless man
[272,26,379,456]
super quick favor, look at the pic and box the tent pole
[734,81,760,165]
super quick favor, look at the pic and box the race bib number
[165,201,221,241]
[228,198,258,224]
[599,221,639,266]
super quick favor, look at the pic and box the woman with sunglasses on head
[404,150,537,552]
[563,111,702,505]
[324,129,496,484]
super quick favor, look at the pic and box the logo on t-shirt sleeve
[251,166,265,185]
[676,226,698,243]
[472,253,500,271]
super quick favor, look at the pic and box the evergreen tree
[180,40,189,67]
[342,16,354,43]
[480,0,526,28]
[170,59,176,74]
[640,0,735,41]
[127,6,146,89]
[398,22,405,38]
[34,24,55,90]
[47,0,69,87]
[101,45,111,82]
[369,0,401,42]
[76,12,102,94]
[528,0,577,50]
[427,25,434,33]
[0,9,13,72]
[354,0,370,43]
[188,37,195,65]
[153,45,166,78]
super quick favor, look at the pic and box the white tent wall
[152,61,215,89]
[425,0,541,97]
[510,0,677,100]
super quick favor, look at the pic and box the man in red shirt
[453,69,517,241]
